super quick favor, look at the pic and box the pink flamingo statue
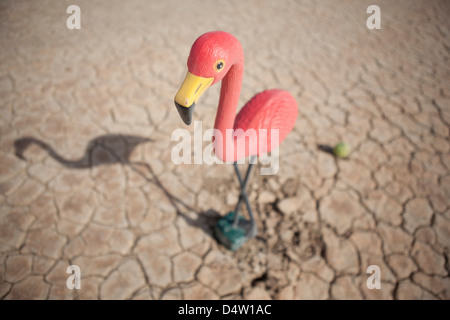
[174,31,298,250]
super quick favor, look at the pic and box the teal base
[214,211,254,251]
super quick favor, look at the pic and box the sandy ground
[0,0,449,299]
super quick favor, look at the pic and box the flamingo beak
[174,71,213,125]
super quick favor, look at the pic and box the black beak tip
[175,101,195,125]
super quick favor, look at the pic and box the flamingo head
[174,31,242,125]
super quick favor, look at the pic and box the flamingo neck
[212,60,244,162]
[214,61,243,134]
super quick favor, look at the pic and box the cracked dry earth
[1,0,449,300]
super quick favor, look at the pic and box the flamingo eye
[215,60,225,72]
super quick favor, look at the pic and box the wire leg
[232,156,257,234]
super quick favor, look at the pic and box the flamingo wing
[233,89,298,157]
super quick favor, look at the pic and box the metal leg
[232,156,257,235]
[214,157,259,250]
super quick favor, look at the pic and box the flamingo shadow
[14,135,153,168]
[14,134,220,239]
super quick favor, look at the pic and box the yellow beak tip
[174,71,213,108]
